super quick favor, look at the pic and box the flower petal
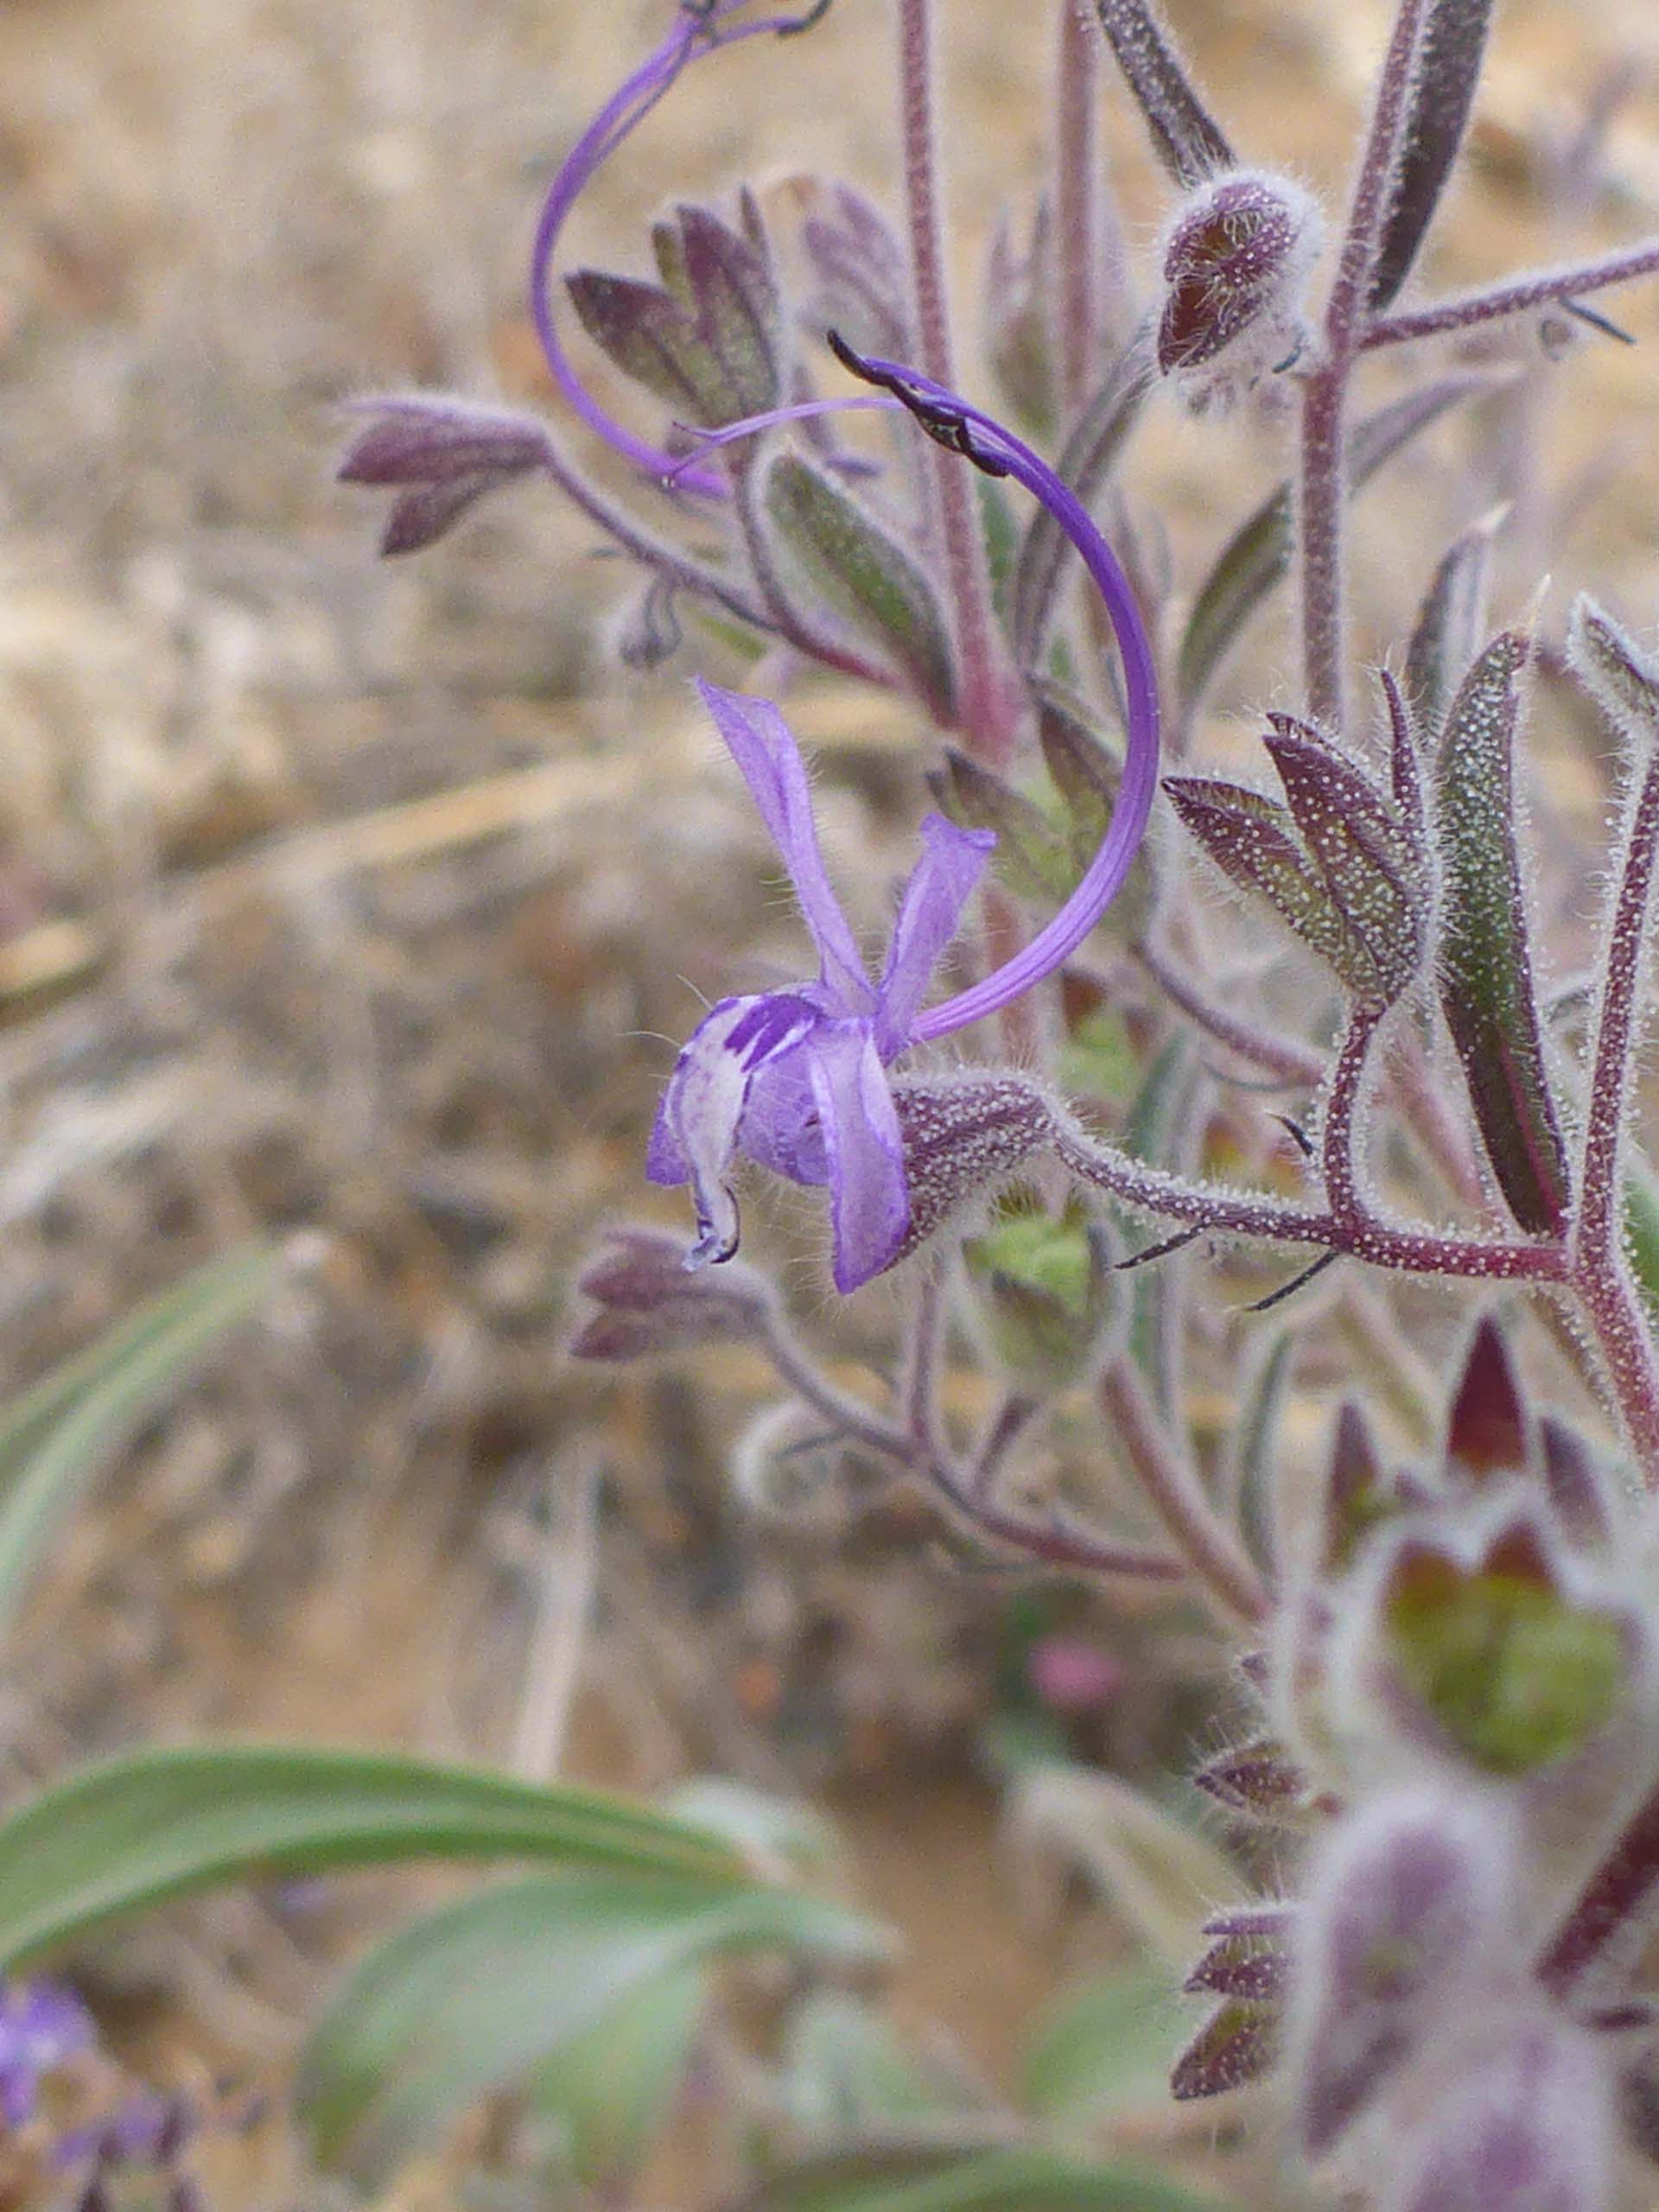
[876,810,995,1051]
[806,1020,909,1293]
[646,994,819,1267]
[696,681,875,1012]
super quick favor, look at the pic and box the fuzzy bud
[568,192,784,430]
[1393,2020,1614,2212]
[1288,1789,1511,2158]
[1156,169,1321,410]
[337,395,552,556]
[568,1224,772,1361]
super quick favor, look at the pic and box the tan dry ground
[4,0,1659,2200]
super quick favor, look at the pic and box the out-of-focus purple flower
[650,361,1161,1293]
[0,1979,92,2128]
[1027,1637,1124,1713]
[648,682,995,1294]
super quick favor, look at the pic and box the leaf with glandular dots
[1170,1999,1274,2101]
[1434,629,1572,1235]
[1406,512,1500,740]
[764,452,958,720]
[1263,717,1426,1005]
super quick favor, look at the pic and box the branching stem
[1363,237,1659,351]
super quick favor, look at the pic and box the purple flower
[648,683,995,1293]
[0,1979,92,2128]
[649,363,1161,1294]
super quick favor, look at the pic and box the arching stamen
[531,2,830,499]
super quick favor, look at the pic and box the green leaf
[0,1241,280,1640]
[1177,375,1488,716]
[1116,1037,1200,1414]
[1404,512,1498,741]
[301,1871,886,2182]
[0,1743,763,1970]
[1222,1331,1294,1580]
[1018,1972,1176,2128]
[1433,628,1571,1234]
[763,453,957,719]
[1009,1761,1241,1967]
[1624,1169,1659,1318]
[529,1958,707,2187]
[735,2145,1237,2212]
[783,1990,984,2139]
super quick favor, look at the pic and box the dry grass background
[4,0,1659,2199]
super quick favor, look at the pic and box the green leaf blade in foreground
[1434,628,1572,1235]
[0,1240,281,1639]
[0,1743,760,1970]
[299,1871,888,2183]
[733,2145,1238,2212]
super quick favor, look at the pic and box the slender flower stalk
[1299,0,1433,729]
[1056,0,1103,416]
[894,0,1014,758]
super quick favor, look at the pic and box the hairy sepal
[1368,0,1498,311]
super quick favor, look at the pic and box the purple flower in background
[651,360,1161,1293]
[648,683,995,1292]
[0,1979,92,2127]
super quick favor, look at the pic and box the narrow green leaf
[1624,1170,1659,1317]
[1010,1760,1242,1966]
[1405,512,1499,741]
[784,1990,984,2140]
[1177,375,1488,715]
[1224,1330,1294,1580]
[301,1872,885,2182]
[738,2144,1236,2212]
[0,1242,280,1638]
[764,453,957,718]
[1368,0,1497,310]
[0,1743,760,1969]
[932,748,1075,904]
[1018,1972,1176,2126]
[529,1959,707,2187]
[1434,629,1571,1234]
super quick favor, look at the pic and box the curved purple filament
[530,3,804,500]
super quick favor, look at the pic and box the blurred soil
[4,0,1659,2198]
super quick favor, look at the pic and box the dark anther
[777,0,835,33]
[825,330,1014,478]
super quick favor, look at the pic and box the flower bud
[337,395,552,556]
[1288,1788,1511,2158]
[567,193,784,430]
[568,1224,772,1361]
[1157,169,1321,410]
[1393,2020,1614,2212]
